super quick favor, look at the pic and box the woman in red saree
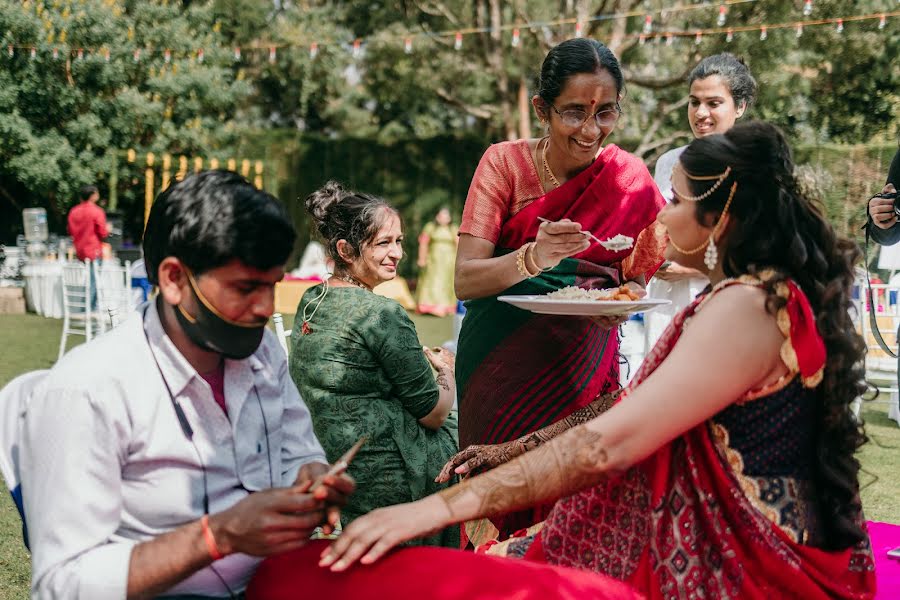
[454,38,665,542]
[315,122,876,598]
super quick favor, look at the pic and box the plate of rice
[498,285,670,316]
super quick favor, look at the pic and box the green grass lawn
[0,311,897,598]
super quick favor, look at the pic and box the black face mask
[173,270,266,359]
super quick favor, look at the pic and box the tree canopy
[0,0,897,242]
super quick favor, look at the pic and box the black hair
[142,170,296,285]
[304,180,399,269]
[680,121,867,551]
[689,53,758,111]
[537,38,625,105]
[79,185,98,201]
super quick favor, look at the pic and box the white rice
[545,286,615,300]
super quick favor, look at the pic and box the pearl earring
[704,235,718,271]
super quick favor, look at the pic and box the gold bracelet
[525,242,553,273]
[516,242,540,278]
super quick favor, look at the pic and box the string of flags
[3,4,896,63]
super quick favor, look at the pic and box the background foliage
[1,0,897,266]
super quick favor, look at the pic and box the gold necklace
[337,272,372,291]
[541,137,561,189]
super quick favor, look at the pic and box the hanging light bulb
[511,28,520,48]
[268,46,276,63]
[575,22,583,38]
[30,47,37,59]
[796,23,803,37]
[717,5,727,27]
[164,49,171,63]
[104,48,110,62]
[404,37,412,54]
[76,48,83,60]
[665,33,674,46]
[695,31,703,45]
[879,14,887,29]
[133,48,141,62]
[309,42,318,59]
[454,32,462,50]
[52,47,59,60]
[803,0,813,16]
[726,28,734,42]
[7,45,13,58]
[643,14,652,35]
[233,46,241,61]
[197,48,204,63]
[639,34,646,45]
[352,38,362,58]
[760,26,768,41]
[836,19,843,33]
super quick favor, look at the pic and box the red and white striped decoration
[717,5,728,26]
[309,42,318,59]
[404,37,412,54]
[454,32,462,50]
[643,15,652,34]
[511,28,520,47]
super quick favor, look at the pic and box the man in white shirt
[21,171,354,599]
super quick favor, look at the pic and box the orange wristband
[201,515,224,561]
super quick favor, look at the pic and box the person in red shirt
[67,185,109,309]
[67,185,109,262]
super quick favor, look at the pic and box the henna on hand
[435,368,451,391]
[435,390,619,484]
[437,424,618,521]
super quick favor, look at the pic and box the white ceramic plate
[497,295,671,316]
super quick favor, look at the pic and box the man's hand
[210,488,326,557]
[869,184,898,230]
[294,461,356,533]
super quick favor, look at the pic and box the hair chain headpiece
[668,181,738,271]
[670,163,732,202]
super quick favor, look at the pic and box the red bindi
[590,99,595,105]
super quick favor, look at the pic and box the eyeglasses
[548,102,623,128]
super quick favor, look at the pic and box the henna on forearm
[515,390,620,452]
[437,424,618,522]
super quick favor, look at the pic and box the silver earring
[704,235,718,271]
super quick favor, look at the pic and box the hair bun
[304,180,344,236]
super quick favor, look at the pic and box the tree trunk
[518,76,531,139]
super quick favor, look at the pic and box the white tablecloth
[22,260,130,319]
[22,261,63,318]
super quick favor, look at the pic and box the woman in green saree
[289,181,459,547]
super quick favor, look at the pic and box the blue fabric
[131,277,151,302]
[10,485,28,549]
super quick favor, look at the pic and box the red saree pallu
[456,144,665,540]
[524,276,876,599]
[246,540,643,600]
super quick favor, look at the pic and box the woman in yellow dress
[416,207,459,316]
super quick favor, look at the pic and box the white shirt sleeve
[21,383,135,600]
[275,356,327,485]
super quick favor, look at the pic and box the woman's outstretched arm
[321,284,787,571]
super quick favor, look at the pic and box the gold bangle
[516,242,540,278]
[526,243,553,273]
